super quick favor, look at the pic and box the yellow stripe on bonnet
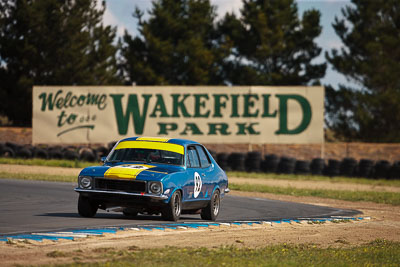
[104,164,155,179]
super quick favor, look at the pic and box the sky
[102,0,353,88]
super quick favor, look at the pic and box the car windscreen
[108,148,184,166]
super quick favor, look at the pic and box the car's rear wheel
[161,190,181,221]
[78,195,98,217]
[201,189,220,221]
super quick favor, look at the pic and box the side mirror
[101,156,107,163]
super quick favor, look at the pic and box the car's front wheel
[201,189,220,221]
[161,190,181,221]
[78,195,98,217]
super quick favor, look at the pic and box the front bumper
[74,188,168,200]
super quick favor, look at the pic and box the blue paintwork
[77,137,229,209]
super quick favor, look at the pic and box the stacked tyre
[262,154,279,173]
[245,152,262,172]
[277,157,296,174]
[228,153,246,172]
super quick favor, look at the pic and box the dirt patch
[1,191,399,266]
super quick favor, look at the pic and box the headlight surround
[149,182,162,194]
[79,176,92,189]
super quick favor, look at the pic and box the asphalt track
[0,179,361,235]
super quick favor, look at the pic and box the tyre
[78,195,98,217]
[79,148,96,162]
[216,153,230,171]
[324,159,340,177]
[48,148,63,159]
[262,154,279,173]
[357,159,374,178]
[33,147,49,159]
[340,158,357,177]
[373,160,390,179]
[63,149,79,160]
[0,146,15,158]
[295,160,310,174]
[161,190,181,221]
[201,189,220,221]
[245,152,262,172]
[278,157,296,174]
[228,153,246,171]
[310,158,325,175]
[16,147,32,158]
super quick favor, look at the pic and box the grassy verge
[0,172,76,183]
[1,157,399,187]
[56,240,400,266]
[0,157,95,168]
[229,171,400,187]
[230,183,400,205]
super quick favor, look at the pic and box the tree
[0,0,120,125]
[218,0,326,85]
[326,0,400,142]
[119,0,230,85]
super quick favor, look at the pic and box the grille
[94,178,146,193]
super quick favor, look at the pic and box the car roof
[118,137,200,146]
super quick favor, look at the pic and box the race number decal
[194,172,202,198]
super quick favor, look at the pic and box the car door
[194,145,214,199]
[185,145,204,201]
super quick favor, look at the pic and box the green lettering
[150,94,170,117]
[262,94,277,117]
[243,94,259,117]
[193,94,210,118]
[230,94,239,118]
[39,90,62,111]
[110,94,152,135]
[275,94,312,135]
[236,123,260,135]
[172,94,191,117]
[213,94,229,118]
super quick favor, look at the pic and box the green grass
[228,171,400,187]
[230,183,400,205]
[0,157,95,168]
[58,240,400,266]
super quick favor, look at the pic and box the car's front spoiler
[74,188,168,200]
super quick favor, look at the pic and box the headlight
[149,182,162,194]
[79,176,92,189]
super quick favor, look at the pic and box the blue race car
[75,137,229,221]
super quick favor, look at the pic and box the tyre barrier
[310,158,325,175]
[294,160,310,174]
[339,157,357,177]
[262,154,279,173]
[277,157,296,174]
[245,151,262,172]
[228,152,246,172]
[216,153,231,171]
[0,142,399,180]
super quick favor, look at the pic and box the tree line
[0,0,399,142]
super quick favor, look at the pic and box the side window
[187,146,200,168]
[196,146,211,168]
